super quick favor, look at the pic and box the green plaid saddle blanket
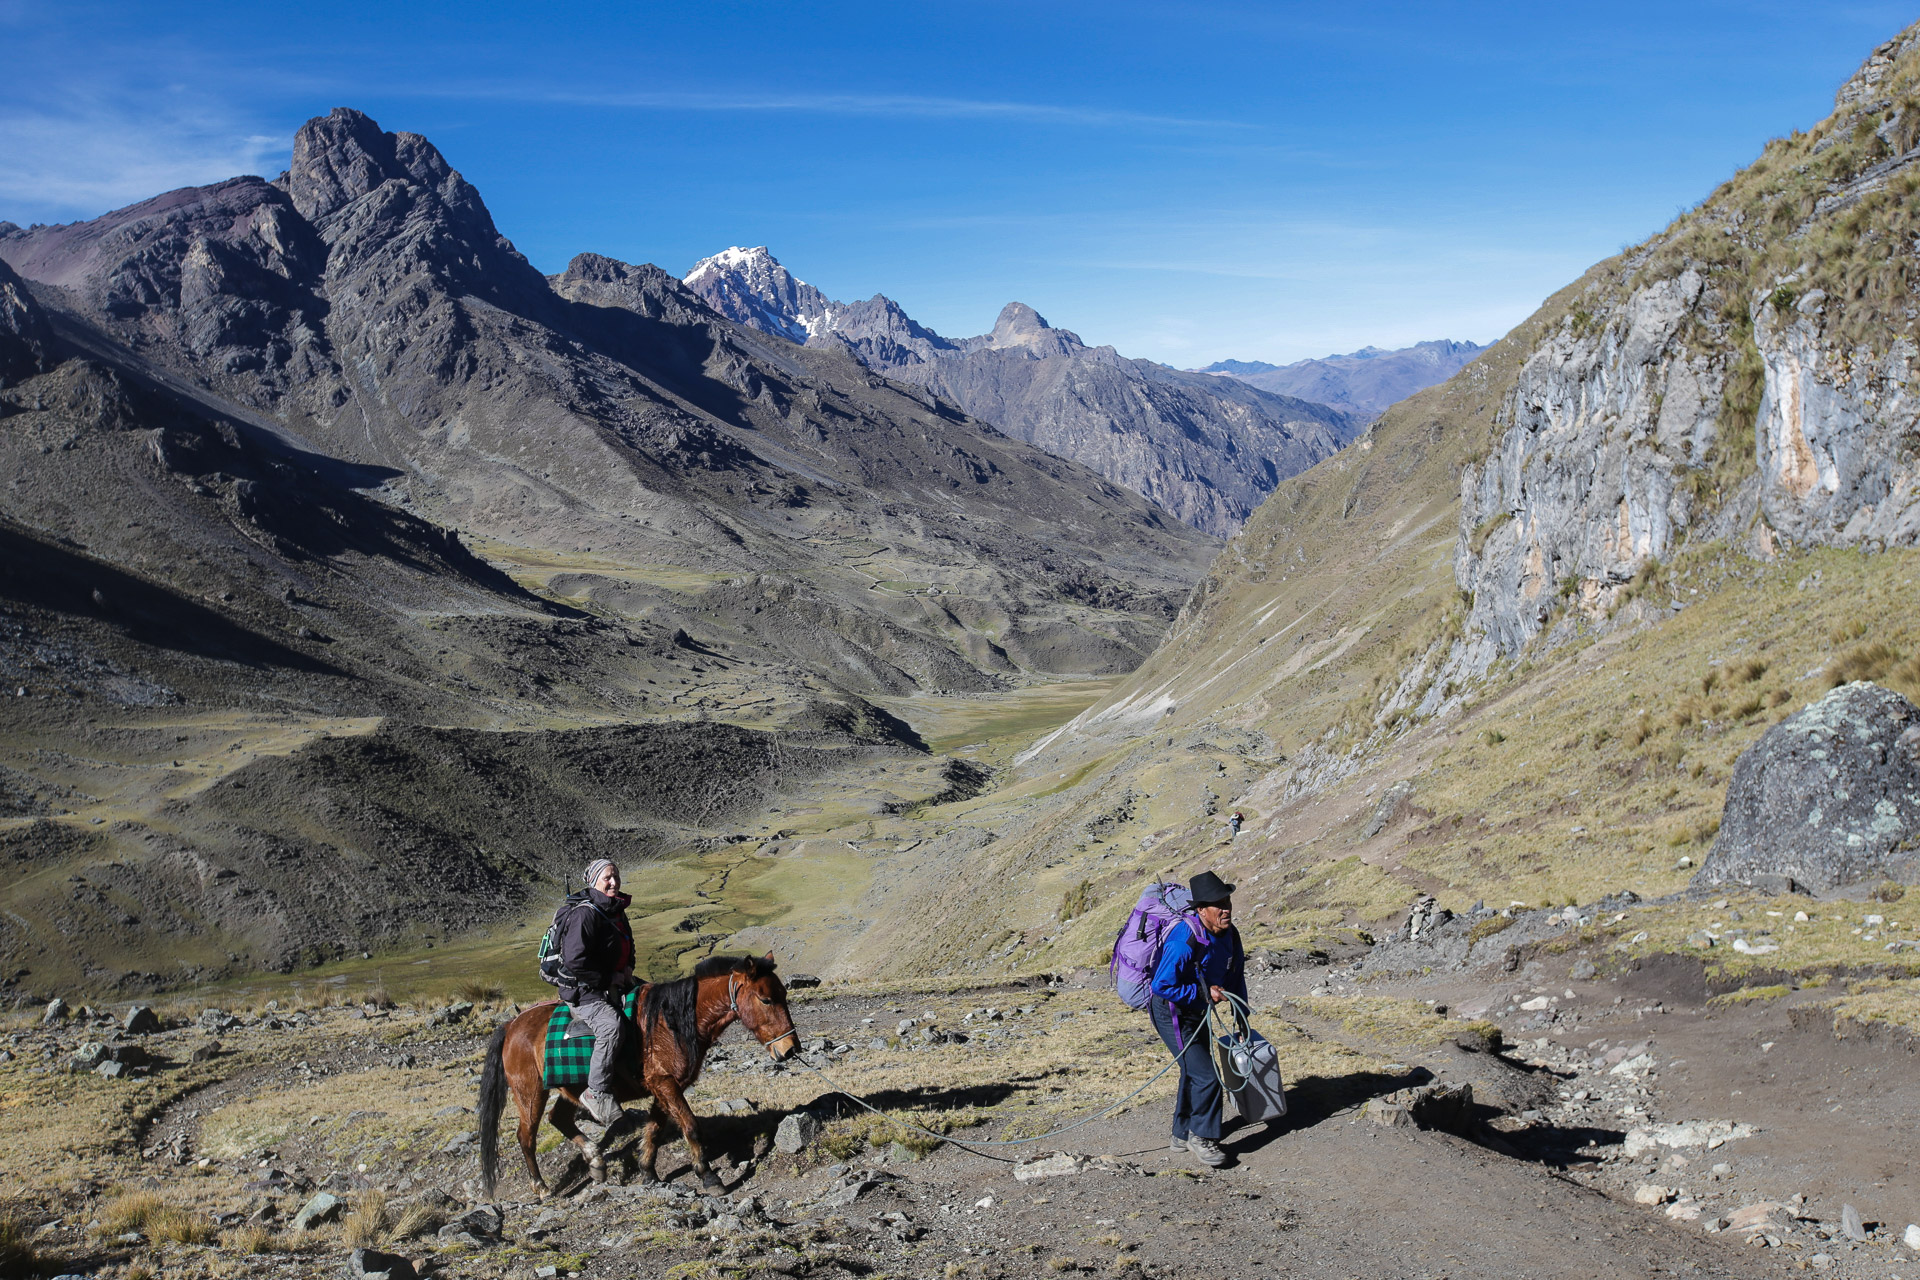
[542,990,640,1089]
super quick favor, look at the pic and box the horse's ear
[763,951,778,972]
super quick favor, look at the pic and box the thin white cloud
[0,105,286,223]
[400,81,1243,131]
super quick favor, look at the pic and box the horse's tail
[477,1019,510,1198]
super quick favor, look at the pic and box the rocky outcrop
[1199,340,1486,418]
[682,249,1360,536]
[1441,28,1920,680]
[0,255,52,382]
[1696,682,1920,893]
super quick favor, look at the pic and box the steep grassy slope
[835,21,1920,983]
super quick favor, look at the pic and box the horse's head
[729,953,798,1061]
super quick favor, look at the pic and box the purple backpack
[1110,881,1196,1009]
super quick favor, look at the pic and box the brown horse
[477,953,798,1197]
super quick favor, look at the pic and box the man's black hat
[1189,870,1235,905]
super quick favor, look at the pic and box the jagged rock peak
[285,108,491,231]
[988,301,1083,353]
[684,245,838,344]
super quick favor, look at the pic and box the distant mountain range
[1196,340,1487,419]
[684,247,1362,536]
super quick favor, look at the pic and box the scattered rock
[437,1205,503,1245]
[1902,1223,1920,1250]
[41,997,66,1024]
[1013,1152,1086,1181]
[190,1041,222,1063]
[1697,682,1920,893]
[1725,1202,1793,1235]
[1569,960,1597,981]
[1843,1203,1868,1242]
[1453,1025,1503,1054]
[292,1192,344,1231]
[1364,1098,1412,1128]
[350,1246,419,1280]
[774,1111,822,1154]
[1623,1120,1757,1158]
[122,1005,161,1034]
[1635,1185,1676,1205]
[787,975,822,989]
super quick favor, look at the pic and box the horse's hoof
[700,1170,723,1190]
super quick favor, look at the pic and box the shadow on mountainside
[0,519,337,674]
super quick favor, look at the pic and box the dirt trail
[22,954,1904,1280]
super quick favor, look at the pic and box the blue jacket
[1150,918,1247,1012]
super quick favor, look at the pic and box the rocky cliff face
[1435,27,1920,694]
[682,249,1360,536]
[1200,339,1486,418]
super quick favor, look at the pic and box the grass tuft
[1826,642,1903,687]
[0,1210,38,1275]
[451,980,507,1005]
[342,1190,388,1249]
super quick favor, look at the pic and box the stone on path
[350,1246,419,1280]
[1842,1203,1868,1242]
[1902,1223,1920,1250]
[123,1005,161,1034]
[1696,682,1920,893]
[292,1192,344,1231]
[1635,1185,1675,1205]
[1013,1152,1086,1181]
[41,997,66,1023]
[774,1111,822,1153]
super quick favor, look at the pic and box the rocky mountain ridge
[681,246,1360,536]
[0,107,1219,991]
[1198,338,1487,417]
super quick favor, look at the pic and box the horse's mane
[641,954,776,1051]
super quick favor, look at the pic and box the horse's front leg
[551,1092,607,1185]
[650,1078,719,1188]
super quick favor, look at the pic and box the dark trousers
[1149,996,1221,1141]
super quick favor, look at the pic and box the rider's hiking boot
[581,1089,624,1127]
[1188,1136,1227,1167]
[1168,1136,1188,1153]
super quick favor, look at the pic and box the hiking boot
[580,1089,624,1127]
[1168,1136,1188,1153]
[1188,1136,1227,1167]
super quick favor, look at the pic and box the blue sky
[0,2,1910,364]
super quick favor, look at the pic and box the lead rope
[777,995,1260,1162]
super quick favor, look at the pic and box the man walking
[1149,870,1246,1167]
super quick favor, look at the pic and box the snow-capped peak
[682,245,841,345]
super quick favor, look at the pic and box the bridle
[727,972,798,1058]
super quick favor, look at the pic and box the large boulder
[1695,682,1920,893]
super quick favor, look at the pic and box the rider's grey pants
[573,998,625,1095]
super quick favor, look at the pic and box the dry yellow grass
[342,1190,388,1249]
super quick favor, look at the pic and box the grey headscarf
[583,858,617,890]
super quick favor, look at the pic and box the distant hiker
[1228,812,1243,839]
[554,858,637,1126]
[1149,870,1246,1167]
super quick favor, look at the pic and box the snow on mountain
[683,245,845,344]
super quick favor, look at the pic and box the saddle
[541,989,641,1089]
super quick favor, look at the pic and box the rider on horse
[555,858,637,1126]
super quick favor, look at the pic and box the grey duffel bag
[1215,1024,1288,1123]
